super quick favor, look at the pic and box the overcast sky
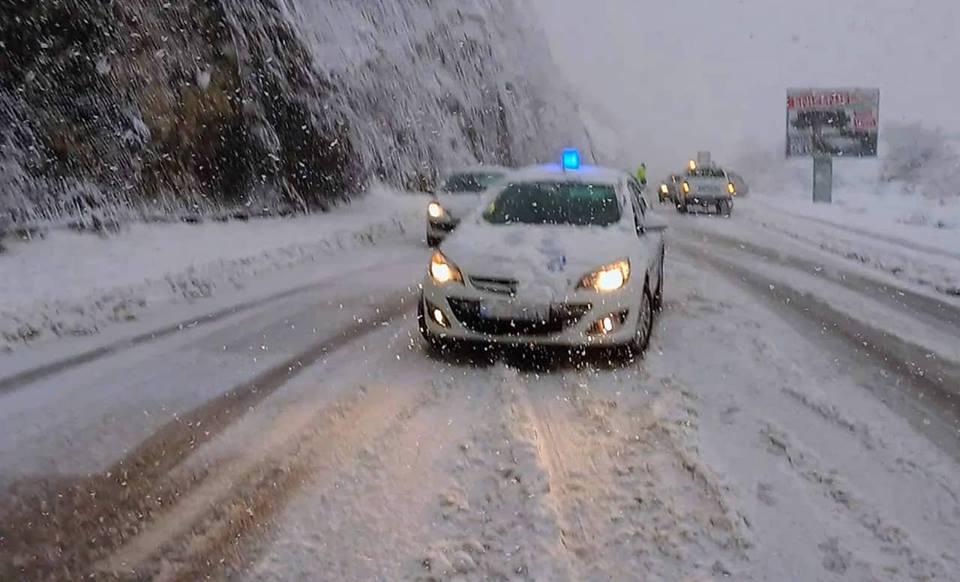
[531,0,960,171]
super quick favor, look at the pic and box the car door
[627,179,663,292]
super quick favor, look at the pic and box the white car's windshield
[483,181,621,226]
[439,173,504,193]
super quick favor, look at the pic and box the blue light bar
[561,148,581,170]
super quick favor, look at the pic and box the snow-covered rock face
[0,0,588,223]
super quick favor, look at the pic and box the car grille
[469,276,518,296]
[447,299,591,337]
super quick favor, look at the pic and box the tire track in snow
[517,369,751,580]
[760,423,956,579]
[246,362,485,581]
[411,364,577,581]
[673,224,960,331]
[779,385,896,455]
[755,219,960,297]
[746,200,960,262]
[673,240,960,460]
[108,368,441,580]
[649,254,960,579]
[0,255,414,395]
[0,292,415,582]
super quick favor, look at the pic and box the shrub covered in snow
[881,124,960,201]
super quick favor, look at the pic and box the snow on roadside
[695,196,960,299]
[0,186,427,351]
[751,189,960,254]
[645,255,960,580]
[735,153,959,257]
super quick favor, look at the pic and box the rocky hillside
[0,0,589,225]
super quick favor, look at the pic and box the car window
[439,172,504,193]
[628,191,645,234]
[483,181,621,226]
[627,180,647,217]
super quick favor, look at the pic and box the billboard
[786,88,879,158]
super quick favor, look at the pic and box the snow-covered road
[2,199,959,581]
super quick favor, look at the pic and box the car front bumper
[420,279,643,347]
[681,194,732,205]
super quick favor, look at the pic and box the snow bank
[734,143,960,253]
[753,190,960,251]
[0,187,425,350]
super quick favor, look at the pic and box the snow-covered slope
[0,0,589,224]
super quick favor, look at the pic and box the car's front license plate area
[479,300,549,321]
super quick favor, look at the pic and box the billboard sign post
[813,155,833,203]
[786,88,880,203]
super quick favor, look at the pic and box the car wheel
[627,285,655,357]
[653,254,664,311]
[677,203,688,214]
[721,200,733,216]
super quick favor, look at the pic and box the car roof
[504,163,628,187]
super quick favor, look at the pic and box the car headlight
[727,182,736,195]
[682,182,691,194]
[429,250,463,285]
[578,259,630,292]
[427,201,445,220]
[660,184,669,194]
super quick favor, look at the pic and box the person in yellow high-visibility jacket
[635,163,647,186]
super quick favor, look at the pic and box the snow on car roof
[443,164,513,176]
[506,163,627,186]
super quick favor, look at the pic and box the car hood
[433,193,487,219]
[441,220,639,302]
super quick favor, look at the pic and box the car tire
[653,254,664,311]
[626,285,655,357]
[677,203,688,214]
[720,200,733,216]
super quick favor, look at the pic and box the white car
[426,166,511,246]
[419,160,666,355]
